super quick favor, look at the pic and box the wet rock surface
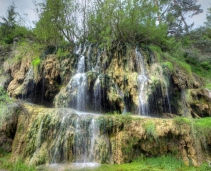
[8,103,211,166]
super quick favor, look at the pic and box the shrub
[32,57,41,67]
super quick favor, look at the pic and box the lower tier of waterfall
[9,103,211,167]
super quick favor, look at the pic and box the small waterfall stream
[135,49,148,115]
[93,75,102,112]
[66,45,88,111]
[73,115,99,163]
[21,66,34,100]
[87,44,92,71]
[52,109,69,163]
[29,118,44,165]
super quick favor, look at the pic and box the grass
[0,152,37,171]
[1,154,210,171]
[163,53,192,76]
[148,45,162,62]
[38,155,210,171]
[193,117,211,138]
[162,62,174,71]
[173,117,191,126]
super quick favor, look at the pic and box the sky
[0,0,210,29]
[0,0,43,28]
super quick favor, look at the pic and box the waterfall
[94,49,101,72]
[181,89,188,117]
[135,49,148,115]
[77,55,85,73]
[21,66,34,100]
[29,118,44,165]
[66,45,88,111]
[76,44,82,55]
[93,75,102,112]
[52,109,68,163]
[36,119,43,150]
[89,119,98,162]
[41,69,45,103]
[87,44,92,71]
[161,70,171,114]
[73,115,99,163]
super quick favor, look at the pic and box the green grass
[0,152,37,171]
[38,155,210,171]
[163,53,192,76]
[162,62,174,71]
[173,117,191,126]
[1,150,210,171]
[177,61,192,75]
[148,45,162,62]
[194,117,211,129]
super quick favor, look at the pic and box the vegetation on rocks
[0,0,211,170]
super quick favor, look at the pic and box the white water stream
[135,49,148,115]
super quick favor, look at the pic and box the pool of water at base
[37,162,100,171]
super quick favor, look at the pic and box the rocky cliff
[0,41,211,167]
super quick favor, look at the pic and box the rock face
[0,103,20,153]
[2,43,210,117]
[1,42,211,167]
[10,103,211,166]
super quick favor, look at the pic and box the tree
[165,0,203,37]
[0,3,17,43]
[87,0,168,48]
[33,0,81,45]
[205,5,211,28]
[33,0,63,45]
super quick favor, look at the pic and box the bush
[32,57,41,67]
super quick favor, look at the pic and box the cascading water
[93,49,101,72]
[93,75,102,112]
[29,118,44,165]
[87,44,92,71]
[52,109,69,163]
[66,45,88,111]
[21,66,34,100]
[160,67,172,114]
[135,49,148,115]
[181,89,188,117]
[73,115,99,163]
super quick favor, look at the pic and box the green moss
[149,45,162,62]
[32,57,41,66]
[193,117,211,133]
[143,120,157,139]
[177,61,192,75]
[174,117,191,126]
[148,45,162,53]
[162,62,174,71]
[163,53,192,76]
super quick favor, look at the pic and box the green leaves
[87,0,168,48]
